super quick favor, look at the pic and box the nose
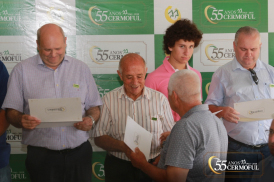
[184,47,190,55]
[50,50,57,57]
[132,77,138,85]
[245,49,252,57]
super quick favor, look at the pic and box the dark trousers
[225,138,270,182]
[104,153,153,182]
[25,141,93,182]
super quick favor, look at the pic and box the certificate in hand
[234,99,274,122]
[29,97,82,128]
[124,116,153,160]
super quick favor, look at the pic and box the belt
[28,141,87,155]
[228,136,268,149]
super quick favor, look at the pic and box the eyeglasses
[249,69,259,85]
[265,129,274,135]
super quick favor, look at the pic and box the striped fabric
[2,54,102,150]
[92,85,175,161]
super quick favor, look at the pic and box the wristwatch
[88,115,95,126]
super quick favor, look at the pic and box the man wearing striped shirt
[92,53,174,182]
[2,24,102,182]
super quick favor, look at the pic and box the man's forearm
[208,105,224,118]
[5,108,24,128]
[86,106,100,122]
[0,110,9,136]
[94,135,131,155]
[139,162,167,182]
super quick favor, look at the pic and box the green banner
[76,0,154,35]
[0,0,35,35]
[193,0,268,33]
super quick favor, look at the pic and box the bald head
[118,53,147,74]
[37,24,66,46]
[168,69,200,103]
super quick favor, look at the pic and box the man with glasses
[205,26,274,181]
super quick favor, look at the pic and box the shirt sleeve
[160,95,175,131]
[91,95,111,137]
[0,61,9,108]
[83,65,102,110]
[165,121,198,169]
[2,63,24,112]
[204,71,225,106]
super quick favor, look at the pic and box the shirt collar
[118,85,150,100]
[163,56,190,73]
[37,54,69,67]
[182,104,209,119]
[232,57,265,72]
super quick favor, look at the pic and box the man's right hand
[222,107,240,124]
[21,115,41,129]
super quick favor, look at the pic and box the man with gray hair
[205,26,274,181]
[130,69,228,182]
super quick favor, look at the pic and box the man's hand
[152,155,161,166]
[74,116,93,131]
[222,107,240,124]
[160,131,170,146]
[130,147,147,169]
[21,115,41,130]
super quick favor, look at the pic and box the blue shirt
[205,58,274,145]
[0,60,10,169]
[2,54,102,150]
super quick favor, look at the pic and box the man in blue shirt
[205,26,274,181]
[0,60,11,182]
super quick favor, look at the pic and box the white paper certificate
[234,99,274,122]
[124,116,153,160]
[29,97,82,128]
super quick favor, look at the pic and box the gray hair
[168,69,201,103]
[37,23,66,45]
[118,53,147,74]
[234,26,261,46]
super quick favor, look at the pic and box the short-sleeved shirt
[0,61,10,169]
[2,54,102,150]
[92,86,175,161]
[205,58,274,145]
[145,56,202,122]
[157,104,228,182]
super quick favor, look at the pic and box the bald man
[2,24,102,182]
[92,53,174,182]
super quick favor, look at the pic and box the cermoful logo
[0,9,21,22]
[0,50,21,62]
[89,46,139,65]
[165,6,181,23]
[47,7,64,23]
[248,109,264,115]
[205,43,235,63]
[204,5,255,24]
[45,107,66,113]
[88,6,141,26]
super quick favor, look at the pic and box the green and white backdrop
[2,0,273,181]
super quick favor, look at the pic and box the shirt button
[56,84,59,86]
[63,145,65,147]
[62,129,64,132]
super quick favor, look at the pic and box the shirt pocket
[149,115,163,134]
[67,81,87,103]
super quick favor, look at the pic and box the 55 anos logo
[208,156,259,174]
[204,5,255,24]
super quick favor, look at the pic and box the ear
[117,70,123,81]
[233,41,236,51]
[168,46,173,52]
